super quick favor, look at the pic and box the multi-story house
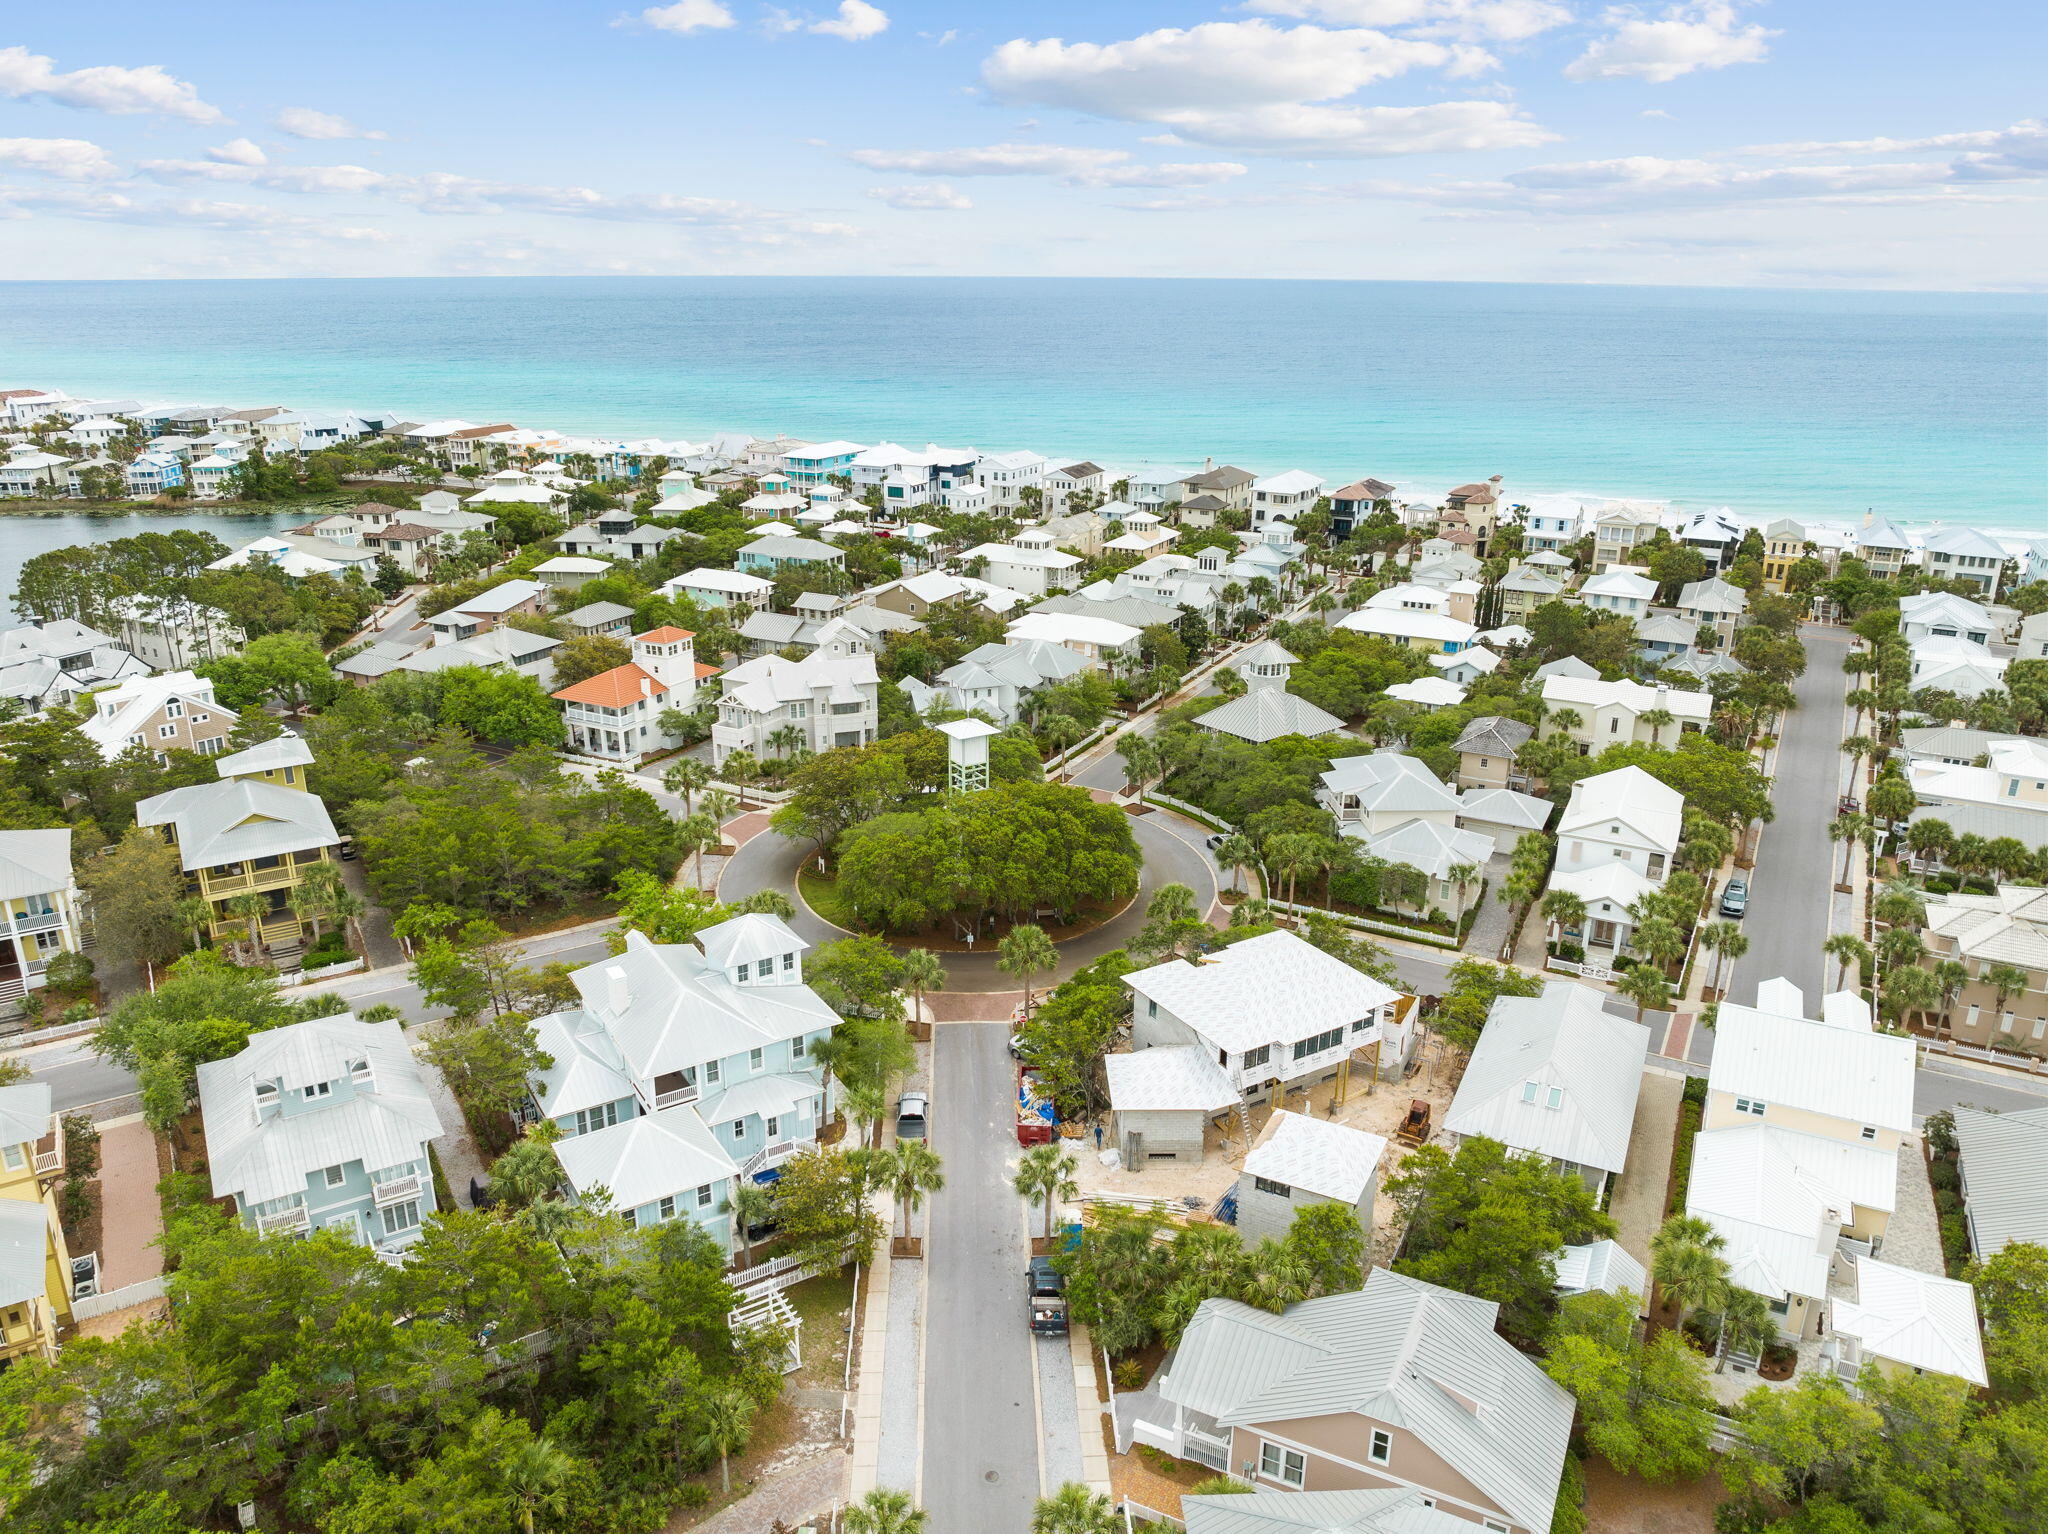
[710,633,880,766]
[1675,576,1746,640]
[1909,735,2048,857]
[527,913,839,1251]
[900,636,1089,727]
[0,830,86,1004]
[1452,715,1534,791]
[1547,765,1681,954]
[110,595,243,671]
[553,626,704,764]
[1537,675,1710,753]
[78,669,236,763]
[663,567,777,609]
[734,534,847,578]
[1495,565,1566,619]
[136,735,342,957]
[1909,637,2008,699]
[2020,610,2048,662]
[1043,460,1111,511]
[1128,467,1199,516]
[1921,884,2048,1048]
[1444,980,1648,1200]
[0,1083,73,1365]
[974,449,1049,510]
[1325,477,1396,538]
[186,449,246,501]
[1521,502,1582,556]
[1899,591,1996,647]
[1443,477,1504,555]
[1760,517,1810,592]
[847,443,978,508]
[196,1015,444,1252]
[422,578,549,645]
[1922,526,2007,597]
[1126,930,1408,1113]
[1126,1268,1573,1533]
[1338,584,1477,655]
[1180,462,1256,512]
[960,536,1084,598]
[1003,610,1142,666]
[1250,470,1324,529]
[1688,978,1915,1340]
[1577,567,1655,618]
[1590,505,1663,572]
[779,440,865,489]
[0,620,148,713]
[1680,509,1745,572]
[1854,514,1914,578]
[123,451,185,497]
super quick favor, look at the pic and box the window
[305,1081,332,1100]
[1,1144,22,1171]
[380,1200,421,1236]
[1241,1044,1271,1070]
[158,722,178,739]
[323,1165,346,1188]
[165,699,184,719]
[1735,1097,1766,1116]
[704,1058,721,1084]
[732,1120,747,1141]
[1861,1125,1877,1140]
[1351,1014,1374,1034]
[659,1195,676,1220]
[783,951,795,973]
[1547,1086,1565,1110]
[1146,999,1157,1018]
[1259,1443,1306,1487]
[697,1183,714,1207]
[832,701,862,715]
[766,1116,780,1139]
[791,1033,807,1059]
[1292,1027,1343,1060]
[1253,1176,1292,1197]
[750,1047,765,1070]
[1369,1428,1393,1464]
[1521,1081,1539,1103]
[1484,1522,1511,1533]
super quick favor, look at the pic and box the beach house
[0,1083,73,1365]
[961,535,1084,598]
[1537,675,1708,752]
[0,620,149,714]
[709,634,880,765]
[1251,470,1324,529]
[1590,505,1664,572]
[553,627,704,764]
[78,669,236,763]
[1234,1111,1387,1246]
[0,831,87,1004]
[1922,526,2007,596]
[974,449,1048,510]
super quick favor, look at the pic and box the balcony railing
[201,865,300,896]
[652,1085,700,1110]
[7,908,64,934]
[257,1205,309,1237]
[372,1174,424,1209]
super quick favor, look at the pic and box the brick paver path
[94,1116,165,1289]
[680,1452,847,1534]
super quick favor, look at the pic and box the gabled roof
[1580,569,1656,601]
[214,734,314,778]
[1361,818,1494,882]
[1184,1488,1475,1534]
[1127,930,1402,1056]
[1444,981,1648,1175]
[1320,753,1462,819]
[698,911,810,973]
[1557,766,1684,852]
[1687,1122,1898,1300]
[136,775,339,870]
[1951,1105,2048,1254]
[1244,1111,1386,1204]
[451,578,544,615]
[1708,983,1915,1132]
[1834,1256,1987,1385]
[0,1199,51,1309]
[528,1009,637,1119]
[1458,787,1553,832]
[0,829,71,902]
[1384,678,1466,708]
[1533,656,1597,681]
[1159,1269,1574,1534]
[1924,525,2007,560]
[1452,716,1533,759]
[0,1083,53,1148]
[554,1104,740,1210]
[1555,1239,1648,1303]
[1855,515,1914,551]
[1105,1044,1240,1114]
[195,1016,443,1208]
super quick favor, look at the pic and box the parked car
[1838,794,1860,815]
[1026,1257,1068,1334]
[896,1091,929,1140]
[1008,1032,1027,1059]
[1205,832,1228,851]
[1719,877,1750,919]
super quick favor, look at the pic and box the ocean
[1,276,2042,534]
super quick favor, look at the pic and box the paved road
[921,1021,1042,1527]
[1724,623,1851,1005]
[718,805,1225,992]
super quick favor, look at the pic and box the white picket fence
[72,1275,169,1320]
[1121,1501,1185,1530]
[274,957,367,987]
[728,1242,854,1301]
[1264,897,1462,951]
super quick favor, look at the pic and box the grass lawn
[796,866,862,932]
[784,1269,856,1389]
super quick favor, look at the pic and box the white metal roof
[1686,1123,1897,1300]
[1337,607,1477,646]
[1360,818,1494,882]
[1951,1105,2048,1254]
[1385,678,1466,708]
[1105,1045,1240,1113]
[1554,1239,1648,1303]
[1197,689,1345,743]
[1320,752,1463,819]
[1708,986,1916,1132]
[136,775,339,871]
[528,1009,637,1120]
[215,734,314,778]
[0,830,71,902]
[1834,1256,1987,1385]
[0,1199,50,1309]
[553,1104,739,1210]
[1444,981,1648,1175]
[1557,766,1683,854]
[698,911,811,973]
[1243,1111,1386,1204]
[0,1083,52,1148]
[1184,1489,1475,1534]
[1126,930,1403,1057]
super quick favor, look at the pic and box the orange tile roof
[693,661,722,680]
[552,662,669,707]
[636,625,696,644]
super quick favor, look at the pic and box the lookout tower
[936,718,1001,794]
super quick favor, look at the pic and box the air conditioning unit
[71,1252,100,1298]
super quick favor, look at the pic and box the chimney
[640,675,652,698]
[604,965,631,1015]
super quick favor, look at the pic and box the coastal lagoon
[0,508,306,613]
[3,276,2042,533]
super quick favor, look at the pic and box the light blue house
[124,453,185,496]
[527,913,839,1253]
[780,440,865,488]
[735,534,847,576]
[195,1015,444,1253]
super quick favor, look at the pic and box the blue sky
[1,2,2039,288]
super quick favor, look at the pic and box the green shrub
[1928,1157,1961,1193]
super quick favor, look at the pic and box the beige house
[1451,716,1534,791]
[78,670,235,763]
[1126,1268,1574,1534]
[1688,979,1915,1339]
[1761,517,1809,592]
[1590,505,1663,572]
[1920,884,2048,1048]
[1538,674,1709,753]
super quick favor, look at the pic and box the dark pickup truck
[1027,1256,1069,1335]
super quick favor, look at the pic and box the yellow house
[0,829,86,1004]
[134,734,341,957]
[0,1083,72,1364]
[1761,517,1809,592]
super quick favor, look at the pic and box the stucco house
[1234,1110,1386,1246]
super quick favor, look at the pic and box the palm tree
[1701,920,1748,995]
[1822,932,1872,991]
[1640,706,1675,748]
[1712,1286,1774,1374]
[1445,862,1481,930]
[695,1384,757,1495]
[1880,964,1941,1030]
[290,860,349,941]
[1264,832,1325,910]
[766,723,808,762]
[175,895,216,951]
[1651,1213,1728,1330]
[677,812,720,888]
[843,1488,928,1534]
[700,787,740,828]
[1115,732,1158,798]
[1616,963,1671,1022]
[899,947,945,1030]
[1630,914,1686,975]
[330,887,367,956]
[1931,958,1971,1028]
[722,1181,775,1268]
[998,924,1058,1015]
[1240,1238,1312,1314]
[1872,881,1927,933]
[502,1432,575,1534]
[662,757,710,814]
[224,892,270,960]
[1031,1481,1119,1534]
[1540,888,1587,947]
[1829,812,1869,887]
[1014,1142,1079,1241]
[889,1139,945,1242]
[1987,963,2031,1029]
[1214,833,1259,896]
[1546,706,1583,742]
[1040,713,1084,779]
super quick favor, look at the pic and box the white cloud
[812,1,889,41]
[0,137,119,181]
[1565,3,1775,84]
[980,20,1539,157]
[0,184,386,240]
[865,182,972,209]
[1734,120,2045,159]
[1246,1,1574,43]
[0,45,225,124]
[207,137,269,166]
[631,0,737,33]
[845,142,1249,187]
[1640,108,1671,118]
[273,107,388,141]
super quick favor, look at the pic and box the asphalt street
[1723,623,1852,1006]
[919,1020,1043,1528]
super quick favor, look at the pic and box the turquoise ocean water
[0,276,2041,532]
